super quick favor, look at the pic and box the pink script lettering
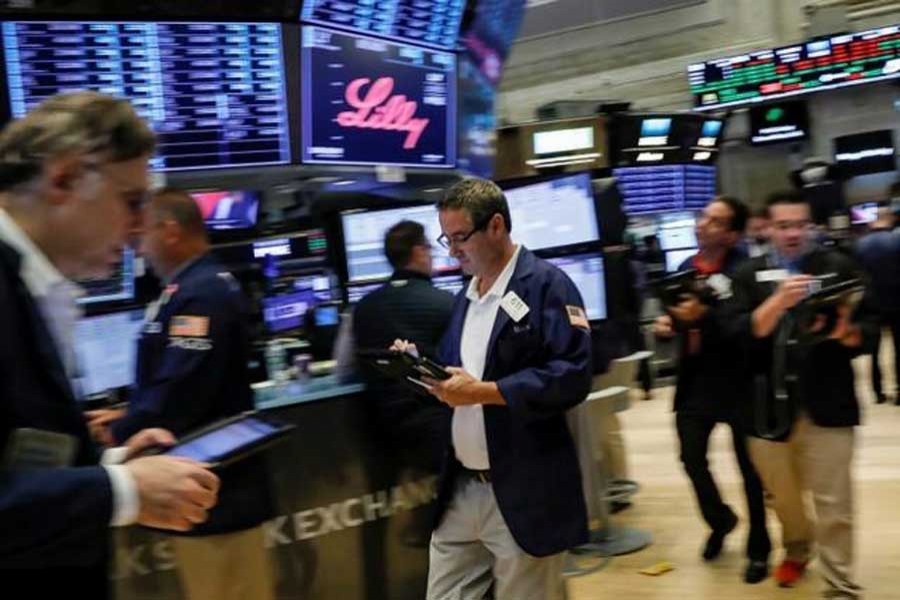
[336,77,430,150]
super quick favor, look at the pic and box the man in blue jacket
[0,92,219,598]
[402,178,592,600]
[88,188,275,600]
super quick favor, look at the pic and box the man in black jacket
[0,92,219,598]
[654,196,770,583]
[729,191,876,598]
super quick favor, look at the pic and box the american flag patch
[566,305,590,330]
[169,315,210,337]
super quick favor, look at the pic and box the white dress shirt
[0,208,139,527]
[453,245,521,470]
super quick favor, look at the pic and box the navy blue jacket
[111,253,273,535]
[435,248,591,557]
[0,240,111,596]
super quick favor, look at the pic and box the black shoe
[610,500,632,514]
[743,560,768,584]
[876,393,887,404]
[702,512,738,561]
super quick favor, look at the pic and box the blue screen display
[301,26,456,167]
[641,118,672,137]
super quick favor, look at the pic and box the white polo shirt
[453,245,521,470]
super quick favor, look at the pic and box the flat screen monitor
[614,165,716,215]
[262,274,334,333]
[341,204,458,283]
[658,213,698,251]
[1,21,292,171]
[75,248,135,305]
[666,248,697,272]
[850,202,880,225]
[501,173,600,251]
[546,252,607,321]
[833,130,896,177]
[301,26,456,168]
[73,309,144,397]
[301,0,466,51]
[191,190,259,230]
[689,24,900,110]
[749,101,810,145]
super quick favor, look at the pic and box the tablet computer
[357,349,452,389]
[160,412,295,468]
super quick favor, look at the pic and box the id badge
[3,428,79,469]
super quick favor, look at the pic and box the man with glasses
[0,91,219,597]
[654,196,771,583]
[399,178,592,600]
[728,191,876,598]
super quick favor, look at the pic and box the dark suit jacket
[110,253,273,535]
[0,240,112,596]
[435,248,592,557]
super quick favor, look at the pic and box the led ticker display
[689,24,900,110]
[301,0,466,51]
[301,26,456,168]
[1,21,292,171]
[614,165,716,215]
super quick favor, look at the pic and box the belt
[459,467,491,484]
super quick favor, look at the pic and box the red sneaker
[774,559,808,587]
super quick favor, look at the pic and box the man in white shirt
[400,178,593,600]
[0,91,219,598]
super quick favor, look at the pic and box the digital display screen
[749,101,810,145]
[341,204,458,283]
[301,26,456,167]
[1,21,292,171]
[688,24,900,110]
[73,309,144,397]
[666,248,697,272]
[501,173,600,250]
[614,165,717,215]
[613,114,722,165]
[833,130,896,176]
[546,253,607,321]
[190,190,259,230]
[658,214,698,251]
[75,248,135,305]
[164,417,279,463]
[262,274,334,332]
[850,202,879,225]
[301,0,466,50]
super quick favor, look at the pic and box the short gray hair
[150,187,207,238]
[0,91,156,192]
[437,178,512,233]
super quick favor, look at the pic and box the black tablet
[358,349,452,388]
[161,412,295,468]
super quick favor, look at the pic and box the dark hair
[0,91,155,192]
[384,220,426,270]
[765,190,809,217]
[711,195,749,233]
[150,187,207,237]
[437,178,512,233]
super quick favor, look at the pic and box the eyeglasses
[436,215,492,249]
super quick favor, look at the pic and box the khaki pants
[172,526,275,600]
[749,416,861,598]
[600,411,628,481]
[427,476,565,600]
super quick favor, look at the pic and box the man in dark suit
[0,92,219,597]
[87,188,275,600]
[399,178,592,600]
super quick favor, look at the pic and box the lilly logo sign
[336,77,430,150]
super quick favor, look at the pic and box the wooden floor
[569,343,899,600]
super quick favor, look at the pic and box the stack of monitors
[689,24,900,111]
[1,21,292,171]
[614,165,716,215]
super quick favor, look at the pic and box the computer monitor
[850,202,880,225]
[666,248,697,272]
[501,173,600,251]
[341,204,458,283]
[75,248,136,305]
[834,130,897,177]
[546,253,607,321]
[657,213,698,251]
[261,274,334,333]
[2,21,292,171]
[73,309,145,397]
[190,190,260,230]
